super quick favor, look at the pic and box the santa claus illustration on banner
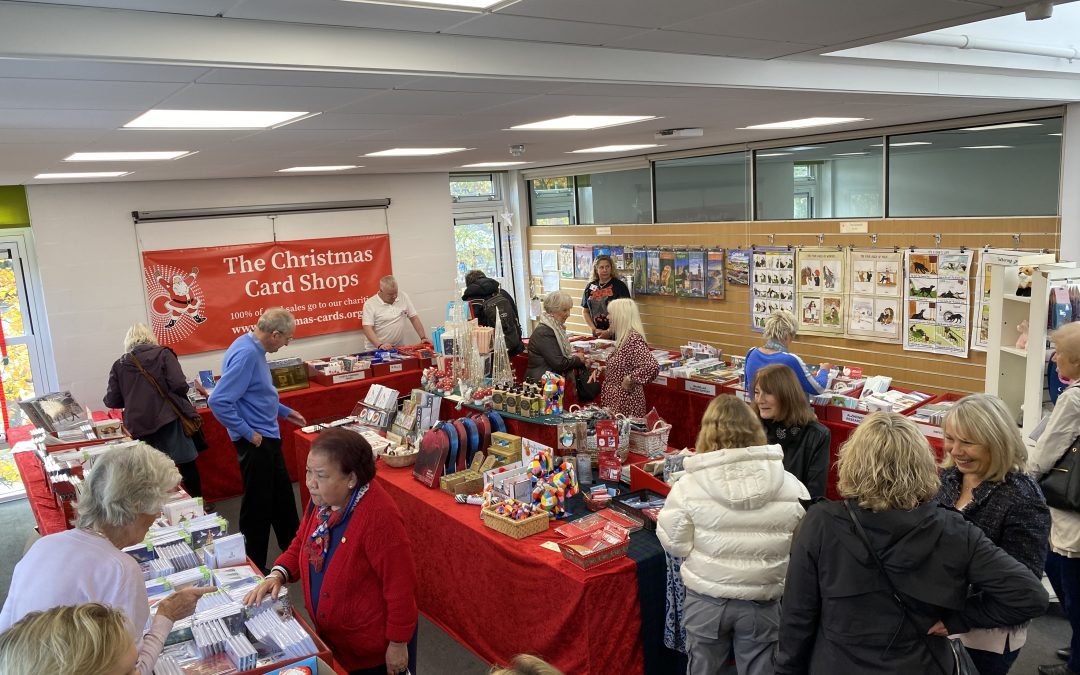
[153,266,207,329]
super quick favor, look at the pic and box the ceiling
[0,0,1076,184]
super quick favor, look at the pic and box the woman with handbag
[103,323,203,497]
[1030,322,1080,675]
[776,412,1048,675]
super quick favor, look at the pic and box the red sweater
[275,480,418,670]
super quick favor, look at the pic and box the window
[577,168,652,225]
[453,216,501,284]
[529,176,577,226]
[450,173,499,202]
[654,152,750,222]
[0,237,52,435]
[755,138,883,220]
[888,117,1062,217]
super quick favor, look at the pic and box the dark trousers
[966,645,1020,675]
[176,460,202,498]
[234,436,299,571]
[348,628,419,675]
[1047,551,1080,672]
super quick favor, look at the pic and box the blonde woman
[490,654,564,675]
[659,395,808,675]
[776,413,1048,675]
[934,394,1049,675]
[744,309,830,396]
[0,603,137,675]
[600,299,659,417]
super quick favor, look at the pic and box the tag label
[840,221,868,233]
[653,376,668,386]
[595,226,612,235]
[841,410,866,425]
[389,363,403,372]
[685,381,716,396]
[332,371,367,384]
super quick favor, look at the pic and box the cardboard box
[490,432,522,457]
[371,356,421,378]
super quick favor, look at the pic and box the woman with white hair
[104,322,202,496]
[0,443,210,675]
[526,291,590,399]
[601,298,659,417]
[744,309,831,396]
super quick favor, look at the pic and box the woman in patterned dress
[601,299,659,417]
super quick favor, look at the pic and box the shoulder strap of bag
[130,353,189,421]
[843,500,953,675]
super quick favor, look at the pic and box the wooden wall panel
[526,217,1059,396]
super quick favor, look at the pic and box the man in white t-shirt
[362,275,427,349]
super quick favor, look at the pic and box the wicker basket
[380,450,419,468]
[629,422,672,458]
[481,505,550,539]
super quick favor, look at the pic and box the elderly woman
[582,254,631,339]
[934,394,1050,675]
[1030,321,1080,675]
[0,603,137,675]
[104,322,203,496]
[776,413,1048,675]
[744,309,831,396]
[752,363,831,500]
[526,291,590,399]
[601,298,660,417]
[246,429,418,675]
[0,443,208,675]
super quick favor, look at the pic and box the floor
[0,493,1070,675]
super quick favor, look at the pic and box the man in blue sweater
[209,308,306,571]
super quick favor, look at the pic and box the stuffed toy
[1016,319,1029,350]
[1016,266,1034,297]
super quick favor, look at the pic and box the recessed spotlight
[338,0,502,8]
[35,171,132,179]
[756,152,793,158]
[124,110,314,130]
[568,144,661,154]
[277,165,360,172]
[64,151,196,162]
[739,117,866,130]
[510,115,658,131]
[461,162,529,168]
[960,122,1041,131]
[364,148,470,157]
[960,145,1013,149]
[833,152,869,156]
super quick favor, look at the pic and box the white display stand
[985,260,1078,440]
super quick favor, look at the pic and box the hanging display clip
[933,233,942,247]
[870,233,878,245]
[817,233,825,245]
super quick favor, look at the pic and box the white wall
[26,172,454,408]
[1060,103,1080,262]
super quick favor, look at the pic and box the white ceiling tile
[195,68,416,89]
[445,14,643,45]
[331,90,531,115]
[155,83,383,111]
[287,112,451,131]
[471,94,663,120]
[605,29,821,58]
[0,109,135,129]
[226,0,476,32]
[0,59,210,82]
[0,78,183,110]
[499,0,752,29]
[15,0,235,14]
[394,76,567,95]
[0,129,106,144]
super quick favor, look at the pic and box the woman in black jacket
[526,291,588,399]
[935,394,1050,675]
[776,412,1048,675]
[103,323,202,496]
[752,363,830,500]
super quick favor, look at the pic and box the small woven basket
[380,450,419,468]
[629,422,672,458]
[481,505,550,539]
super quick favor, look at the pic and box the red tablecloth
[12,451,70,535]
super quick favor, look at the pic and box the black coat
[776,500,1049,675]
[103,344,197,437]
[525,324,584,392]
[462,277,524,357]
[763,418,830,500]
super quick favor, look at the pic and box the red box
[904,392,965,441]
[629,464,671,497]
[371,357,421,378]
[824,385,927,426]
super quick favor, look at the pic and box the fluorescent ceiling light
[756,152,793,158]
[787,146,823,151]
[64,151,195,162]
[35,171,131,179]
[365,148,469,157]
[871,141,932,147]
[740,117,866,130]
[960,145,1013,149]
[338,0,502,8]
[833,152,869,156]
[124,110,312,130]
[510,115,658,131]
[461,162,528,168]
[277,165,360,172]
[1050,133,1063,136]
[960,122,1040,131]
[569,144,661,153]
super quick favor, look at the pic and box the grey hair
[75,442,180,530]
[542,291,573,314]
[763,309,798,344]
[379,275,398,290]
[256,308,296,335]
[123,323,158,353]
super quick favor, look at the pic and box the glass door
[0,240,50,434]
[453,210,515,298]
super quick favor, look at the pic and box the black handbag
[575,367,601,403]
[844,500,979,675]
[1039,435,1080,511]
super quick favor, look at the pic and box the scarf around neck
[539,312,573,358]
[306,483,369,573]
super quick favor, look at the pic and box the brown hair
[311,428,377,488]
[836,412,940,512]
[590,255,615,284]
[696,395,768,452]
[751,364,816,427]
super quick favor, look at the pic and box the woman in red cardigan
[246,429,418,674]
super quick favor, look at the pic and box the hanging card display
[633,249,649,294]
[610,245,626,269]
[558,245,575,279]
[646,250,660,294]
[707,250,726,299]
[686,250,706,298]
[658,250,676,296]
[674,250,691,297]
[796,248,846,335]
[846,249,903,343]
[903,248,974,357]
[593,245,611,260]
[726,249,749,287]
[750,247,796,331]
[574,246,594,280]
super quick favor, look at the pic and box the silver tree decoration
[491,312,514,388]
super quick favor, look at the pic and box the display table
[193,369,423,501]
[12,448,69,535]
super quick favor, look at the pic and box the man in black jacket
[461,270,524,357]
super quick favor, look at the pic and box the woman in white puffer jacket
[658,395,809,675]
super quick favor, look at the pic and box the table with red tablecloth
[12,450,70,535]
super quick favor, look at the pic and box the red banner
[142,235,391,355]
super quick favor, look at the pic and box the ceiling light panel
[569,144,661,153]
[277,165,360,172]
[740,117,866,130]
[960,145,1013,149]
[960,122,1040,131]
[510,115,658,131]
[35,171,132,179]
[338,0,502,7]
[64,151,195,162]
[365,148,470,156]
[756,152,793,157]
[124,110,313,130]
[461,162,528,167]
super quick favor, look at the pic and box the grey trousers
[683,589,779,675]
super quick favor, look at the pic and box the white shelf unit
[985,259,1076,439]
